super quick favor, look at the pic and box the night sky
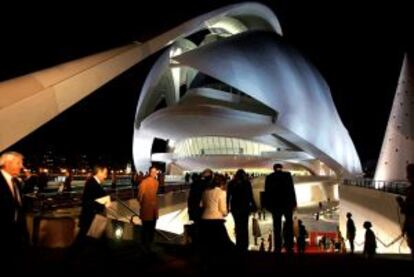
[1,1,412,170]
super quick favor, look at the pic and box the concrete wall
[252,175,338,207]
[339,185,409,253]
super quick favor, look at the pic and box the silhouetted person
[264,163,297,253]
[319,235,327,251]
[37,171,48,192]
[259,191,266,220]
[363,221,376,258]
[138,166,159,252]
[227,169,257,252]
[187,169,212,248]
[131,172,137,187]
[185,172,190,184]
[268,232,273,252]
[22,170,37,194]
[252,214,261,246]
[111,171,117,189]
[134,171,144,188]
[259,238,265,251]
[297,220,308,253]
[77,165,109,242]
[0,152,29,269]
[63,170,73,192]
[157,171,165,187]
[335,226,345,253]
[346,212,356,253]
[396,163,414,258]
[191,172,198,184]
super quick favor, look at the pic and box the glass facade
[174,136,276,157]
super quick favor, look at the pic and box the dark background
[1,0,412,171]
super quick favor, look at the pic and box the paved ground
[246,201,339,251]
[23,241,412,276]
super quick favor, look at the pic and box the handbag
[86,214,108,239]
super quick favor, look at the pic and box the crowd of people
[1,149,414,271]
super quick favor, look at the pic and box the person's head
[0,151,24,176]
[209,173,226,189]
[24,169,32,178]
[65,170,73,177]
[93,165,108,183]
[148,166,158,179]
[407,163,414,184]
[363,221,372,229]
[273,163,283,172]
[346,212,352,219]
[201,168,213,180]
[298,219,303,225]
[234,169,247,182]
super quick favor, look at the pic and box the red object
[309,231,336,246]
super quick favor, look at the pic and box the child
[267,232,273,252]
[259,238,265,251]
[363,221,376,257]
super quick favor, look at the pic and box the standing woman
[200,174,234,265]
[227,169,257,252]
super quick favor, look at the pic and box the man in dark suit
[77,165,109,240]
[0,151,29,266]
[264,163,297,253]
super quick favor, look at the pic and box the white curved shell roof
[133,3,361,176]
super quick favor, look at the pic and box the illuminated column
[375,53,414,181]
[132,130,154,172]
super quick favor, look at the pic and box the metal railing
[25,182,190,212]
[111,194,140,224]
[342,179,409,196]
[353,233,407,253]
[112,195,184,243]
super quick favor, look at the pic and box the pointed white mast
[375,53,414,182]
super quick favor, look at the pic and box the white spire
[375,53,414,181]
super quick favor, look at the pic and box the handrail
[375,234,405,248]
[113,194,182,242]
[112,194,141,224]
[352,233,406,253]
[342,179,409,196]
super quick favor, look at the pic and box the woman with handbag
[227,169,257,252]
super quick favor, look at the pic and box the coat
[79,177,107,231]
[264,171,297,212]
[0,171,28,250]
[138,176,159,221]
